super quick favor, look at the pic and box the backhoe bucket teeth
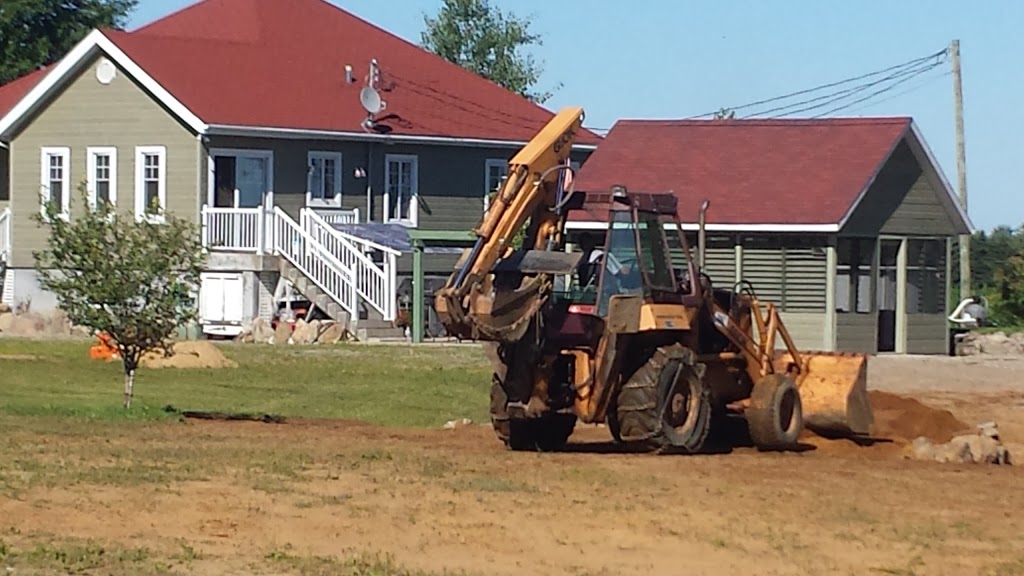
[436,275,548,343]
[773,351,874,437]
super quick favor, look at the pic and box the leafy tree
[993,251,1024,324]
[421,0,560,103]
[33,187,206,409]
[0,0,138,85]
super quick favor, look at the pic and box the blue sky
[128,1,1020,233]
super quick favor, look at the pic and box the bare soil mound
[140,341,237,369]
[869,390,971,443]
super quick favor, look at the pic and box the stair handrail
[271,206,357,317]
[0,207,10,261]
[303,208,399,321]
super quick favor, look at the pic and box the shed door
[200,273,245,324]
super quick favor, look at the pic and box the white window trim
[306,151,343,208]
[40,146,71,220]
[135,145,167,223]
[484,158,508,213]
[383,154,419,227]
[86,146,118,213]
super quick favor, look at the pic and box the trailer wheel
[747,374,804,451]
[613,344,712,454]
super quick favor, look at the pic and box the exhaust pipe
[698,199,710,270]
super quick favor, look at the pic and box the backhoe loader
[434,106,874,453]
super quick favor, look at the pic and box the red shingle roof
[570,117,913,226]
[0,0,601,145]
[0,67,51,118]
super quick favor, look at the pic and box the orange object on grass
[89,332,119,360]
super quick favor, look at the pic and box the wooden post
[952,39,970,299]
[412,240,424,344]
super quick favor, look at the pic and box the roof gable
[571,117,930,230]
[0,0,601,147]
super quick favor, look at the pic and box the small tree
[421,0,559,103]
[33,187,206,409]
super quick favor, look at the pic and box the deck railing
[200,206,266,253]
[310,207,360,226]
[302,208,399,321]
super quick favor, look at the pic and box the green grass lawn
[0,338,493,427]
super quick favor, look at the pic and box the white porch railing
[0,207,10,261]
[302,208,399,321]
[271,206,357,317]
[310,207,360,226]
[201,206,265,253]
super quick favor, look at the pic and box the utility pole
[952,39,970,298]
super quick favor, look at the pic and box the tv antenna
[360,58,387,130]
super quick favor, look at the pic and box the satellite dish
[360,86,382,115]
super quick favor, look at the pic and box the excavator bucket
[772,350,874,438]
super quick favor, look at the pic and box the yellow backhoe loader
[434,106,873,452]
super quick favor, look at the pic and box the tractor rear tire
[747,373,804,451]
[612,343,712,454]
[490,375,576,452]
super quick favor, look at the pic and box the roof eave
[204,123,600,151]
[0,29,208,140]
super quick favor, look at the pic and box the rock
[317,321,345,344]
[0,303,10,314]
[45,310,73,336]
[9,313,46,336]
[442,418,473,430]
[291,319,320,345]
[0,312,13,333]
[252,318,275,344]
[272,320,291,345]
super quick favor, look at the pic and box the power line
[748,55,944,118]
[832,69,952,116]
[688,46,949,119]
[810,60,946,118]
[767,57,947,119]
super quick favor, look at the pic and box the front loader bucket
[773,351,874,438]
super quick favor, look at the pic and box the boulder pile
[236,317,350,346]
[955,331,1024,356]
[905,422,1012,465]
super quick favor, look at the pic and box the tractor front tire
[612,344,712,454]
[747,373,804,451]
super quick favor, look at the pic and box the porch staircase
[0,207,11,306]
[267,206,402,340]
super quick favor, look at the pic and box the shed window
[836,238,875,314]
[741,235,828,313]
[906,239,946,314]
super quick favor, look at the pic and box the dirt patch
[869,390,971,443]
[139,341,237,369]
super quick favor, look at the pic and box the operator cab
[560,186,699,316]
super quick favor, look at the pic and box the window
[483,158,508,212]
[307,151,342,207]
[385,154,418,226]
[906,239,946,314]
[40,147,70,219]
[135,146,166,221]
[835,238,875,314]
[87,146,117,211]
